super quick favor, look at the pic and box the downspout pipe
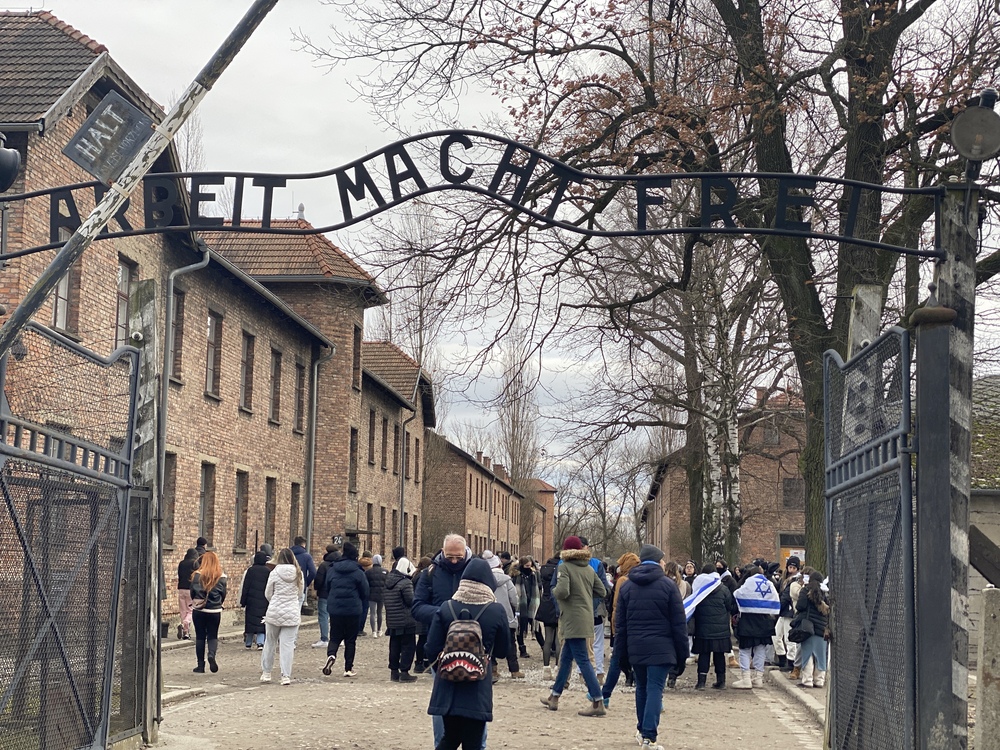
[305,343,335,549]
[155,243,209,725]
[398,371,422,549]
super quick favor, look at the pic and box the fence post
[979,586,1000,750]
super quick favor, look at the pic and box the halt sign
[63,91,154,186]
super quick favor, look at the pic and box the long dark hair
[805,571,830,614]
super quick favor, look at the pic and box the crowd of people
[174,534,830,750]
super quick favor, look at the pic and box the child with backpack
[425,558,510,750]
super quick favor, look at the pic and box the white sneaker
[641,740,664,750]
[635,730,643,746]
[344,669,357,678]
[280,675,291,686]
[311,639,328,649]
[260,672,271,683]
[543,666,553,681]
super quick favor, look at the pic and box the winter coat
[534,560,560,626]
[262,564,304,627]
[692,584,737,641]
[553,549,607,640]
[190,572,227,613]
[779,574,804,618]
[384,568,418,631]
[326,558,370,618]
[290,544,317,590]
[719,570,739,594]
[239,555,271,635]
[610,554,640,636]
[177,556,198,590]
[412,550,470,626]
[491,568,519,628]
[313,550,339,599]
[735,611,777,640]
[426,569,510,724]
[614,562,689,667]
[513,567,540,619]
[365,563,387,603]
[796,586,829,633]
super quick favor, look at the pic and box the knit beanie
[638,544,664,563]
[342,542,359,561]
[372,554,382,566]
[482,550,502,569]
[562,536,583,551]
[392,545,406,561]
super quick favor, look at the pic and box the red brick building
[643,393,807,566]
[421,432,524,557]
[526,478,556,561]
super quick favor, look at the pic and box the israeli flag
[683,572,722,621]
[734,574,781,615]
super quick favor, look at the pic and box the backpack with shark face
[435,601,489,682]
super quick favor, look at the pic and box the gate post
[912,300,957,750]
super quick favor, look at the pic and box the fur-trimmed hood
[560,548,591,564]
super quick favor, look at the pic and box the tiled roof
[0,11,105,123]
[973,375,1000,489]
[202,220,383,290]
[531,478,557,492]
[362,340,423,401]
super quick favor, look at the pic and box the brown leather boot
[540,693,560,711]
[787,666,801,680]
[578,699,607,717]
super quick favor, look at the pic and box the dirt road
[157,633,823,750]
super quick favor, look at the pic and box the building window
[404,432,411,479]
[468,475,472,505]
[763,423,780,446]
[366,503,374,553]
[782,477,805,508]
[235,470,249,550]
[269,349,282,422]
[393,424,400,475]
[52,263,81,335]
[205,311,223,396]
[352,325,362,389]
[169,290,185,379]
[240,331,255,411]
[414,438,420,483]
[115,259,134,348]
[162,453,177,546]
[294,362,306,432]
[392,509,398,548]
[265,477,277,545]
[412,513,418,555]
[289,482,301,543]
[381,417,389,470]
[349,427,359,492]
[379,506,386,557]
[368,409,377,464]
[199,462,216,543]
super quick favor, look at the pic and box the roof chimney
[483,455,491,470]
[476,451,483,463]
[296,203,306,220]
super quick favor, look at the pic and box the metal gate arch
[824,326,915,750]
[0,322,139,750]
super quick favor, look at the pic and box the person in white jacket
[260,548,304,685]
[483,550,522,679]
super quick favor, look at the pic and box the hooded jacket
[384,562,418,631]
[177,550,199,590]
[615,562,689,667]
[484,553,518,628]
[313,549,340,600]
[512,565,540,620]
[264,564,304,627]
[553,548,607,639]
[239,552,271,634]
[534,558,560,626]
[426,559,510,722]
[796,584,829,632]
[327,557,370,618]
[779,573,804,618]
[692,582,737,641]
[412,548,471,626]
[365,561,387,603]
[290,544,317,590]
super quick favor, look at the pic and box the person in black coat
[795,573,830,688]
[615,545,689,748]
[426,558,510,750]
[311,545,340,648]
[691,564,738,689]
[176,548,199,640]
[384,557,419,681]
[366,554,388,636]
[533,556,561,674]
[323,542,369,678]
[240,552,271,649]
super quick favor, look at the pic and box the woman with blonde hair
[261,548,305,685]
[600,551,640,707]
[189,550,227,674]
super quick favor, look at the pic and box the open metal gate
[824,326,915,750]
[0,323,138,750]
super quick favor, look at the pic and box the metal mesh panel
[0,461,122,750]
[0,323,138,750]
[825,327,914,750]
[829,472,913,750]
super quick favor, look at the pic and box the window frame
[235,470,249,552]
[293,361,306,433]
[205,311,223,398]
[269,348,282,423]
[239,331,255,412]
[115,258,135,349]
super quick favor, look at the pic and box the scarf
[734,573,781,615]
[453,580,496,605]
[683,572,722,621]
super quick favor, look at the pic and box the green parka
[554,548,607,639]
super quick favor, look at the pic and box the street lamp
[951,89,1000,179]
[0,131,20,192]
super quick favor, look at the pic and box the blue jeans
[433,714,488,749]
[632,664,669,742]
[317,597,330,642]
[602,642,627,701]
[243,632,264,648]
[799,633,828,671]
[551,638,602,699]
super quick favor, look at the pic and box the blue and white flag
[734,573,781,615]
[683,572,722,621]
